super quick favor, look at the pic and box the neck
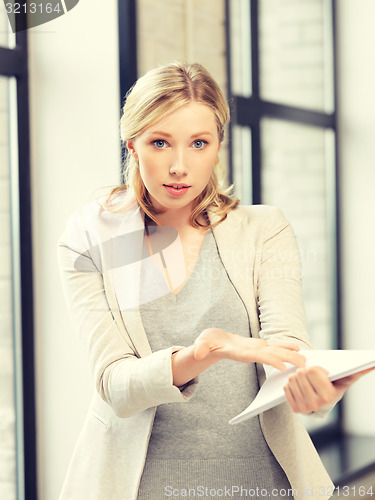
[148,207,209,233]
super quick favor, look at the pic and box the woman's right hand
[193,328,306,372]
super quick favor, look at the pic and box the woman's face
[127,102,221,219]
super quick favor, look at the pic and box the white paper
[229,350,375,425]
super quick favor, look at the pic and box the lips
[163,184,190,189]
[163,184,191,197]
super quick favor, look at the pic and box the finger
[358,366,375,375]
[250,348,305,371]
[283,383,298,413]
[346,366,375,382]
[334,366,375,390]
[266,348,306,369]
[280,350,306,368]
[272,342,301,352]
[250,350,289,371]
[287,369,321,413]
[305,366,334,391]
[252,353,296,371]
[301,366,337,407]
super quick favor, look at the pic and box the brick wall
[0,76,16,500]
[259,0,331,111]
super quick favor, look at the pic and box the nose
[170,149,188,176]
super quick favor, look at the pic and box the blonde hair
[105,62,239,228]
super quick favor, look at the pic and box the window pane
[0,78,17,500]
[261,118,337,351]
[0,6,15,49]
[232,125,252,205]
[229,0,252,97]
[259,0,334,112]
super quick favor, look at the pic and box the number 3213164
[5,3,62,14]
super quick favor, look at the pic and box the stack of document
[229,350,375,425]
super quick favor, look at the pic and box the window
[0,8,37,500]
[226,0,340,436]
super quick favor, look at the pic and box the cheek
[138,162,153,189]
[138,154,157,178]
[199,152,217,177]
[140,150,167,171]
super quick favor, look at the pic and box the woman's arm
[254,208,372,414]
[57,214,199,419]
[256,207,312,349]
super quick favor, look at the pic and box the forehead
[143,102,218,136]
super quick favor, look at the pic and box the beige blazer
[57,198,334,500]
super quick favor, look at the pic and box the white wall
[28,1,120,498]
[337,0,375,434]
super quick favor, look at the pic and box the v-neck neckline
[168,228,212,299]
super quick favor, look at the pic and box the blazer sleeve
[57,213,198,419]
[256,207,335,418]
[257,207,312,349]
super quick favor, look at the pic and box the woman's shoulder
[59,191,142,249]
[230,204,288,226]
[68,191,139,223]
[221,204,291,243]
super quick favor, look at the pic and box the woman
[58,62,365,500]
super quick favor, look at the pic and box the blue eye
[153,140,166,149]
[193,140,206,149]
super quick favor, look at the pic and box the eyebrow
[191,131,214,138]
[148,131,214,138]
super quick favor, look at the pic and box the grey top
[137,229,292,499]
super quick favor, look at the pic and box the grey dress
[137,228,293,499]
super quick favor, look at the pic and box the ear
[217,143,222,153]
[126,139,138,158]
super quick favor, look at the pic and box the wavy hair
[104,62,239,228]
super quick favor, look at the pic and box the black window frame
[118,0,137,111]
[117,0,137,171]
[0,15,37,500]
[224,0,342,445]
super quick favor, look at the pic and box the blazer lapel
[210,207,255,314]
[106,200,184,357]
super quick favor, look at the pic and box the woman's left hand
[283,366,375,414]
